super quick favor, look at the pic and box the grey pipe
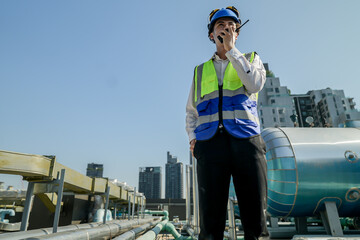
[103,186,110,224]
[40,218,159,240]
[185,225,198,240]
[141,197,145,219]
[0,222,102,240]
[26,222,125,240]
[0,218,158,240]
[114,203,117,220]
[128,196,131,220]
[136,219,167,240]
[113,219,161,240]
[132,188,136,219]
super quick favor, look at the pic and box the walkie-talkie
[217,19,250,43]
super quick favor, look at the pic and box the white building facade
[258,64,360,129]
[258,63,295,129]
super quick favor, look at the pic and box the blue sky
[1,1,360,193]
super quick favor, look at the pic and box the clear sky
[1,1,360,193]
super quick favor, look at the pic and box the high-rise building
[165,151,183,199]
[295,88,360,127]
[138,167,162,199]
[259,63,360,128]
[258,63,296,129]
[86,163,103,178]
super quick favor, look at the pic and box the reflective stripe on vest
[194,52,260,140]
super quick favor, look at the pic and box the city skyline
[137,152,184,199]
[1,1,360,189]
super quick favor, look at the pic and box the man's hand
[190,139,196,157]
[218,26,237,52]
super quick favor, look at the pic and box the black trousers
[193,130,269,240]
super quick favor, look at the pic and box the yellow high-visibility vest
[193,52,260,140]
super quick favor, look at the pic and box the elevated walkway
[0,149,144,232]
[0,149,140,203]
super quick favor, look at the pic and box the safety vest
[194,52,260,140]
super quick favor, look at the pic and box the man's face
[210,17,239,44]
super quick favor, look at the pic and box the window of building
[346,114,351,119]
[300,99,305,104]
[261,118,264,124]
[260,110,263,116]
[273,117,277,122]
[324,99,327,104]
[327,93,332,96]
[302,111,307,116]
[272,109,275,114]
[270,80,273,86]
[344,106,347,111]
[268,88,274,92]
[278,109,284,114]
[336,110,339,116]
[322,93,326,98]
[342,99,345,104]
[271,99,275,104]
[275,88,279,93]
[280,118,285,123]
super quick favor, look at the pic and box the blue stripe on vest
[196,98,219,116]
[223,119,260,138]
[222,95,257,112]
[194,121,219,140]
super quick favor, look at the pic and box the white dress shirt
[185,47,266,142]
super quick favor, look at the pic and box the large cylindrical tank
[262,127,360,217]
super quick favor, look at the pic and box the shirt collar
[211,52,229,62]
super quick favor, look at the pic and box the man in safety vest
[185,6,269,240]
